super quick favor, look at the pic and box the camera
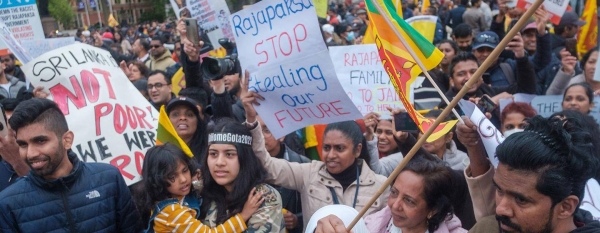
[201,38,238,80]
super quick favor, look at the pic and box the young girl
[199,118,285,232]
[142,143,265,233]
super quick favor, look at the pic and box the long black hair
[140,144,200,219]
[323,121,372,168]
[199,118,267,224]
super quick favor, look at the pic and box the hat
[102,32,114,40]
[322,24,335,34]
[472,31,499,50]
[521,22,537,33]
[356,8,367,14]
[305,205,369,233]
[358,2,365,8]
[166,97,200,116]
[558,11,586,26]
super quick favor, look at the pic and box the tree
[48,0,76,29]
[138,0,166,23]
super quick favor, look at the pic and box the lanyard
[327,165,360,208]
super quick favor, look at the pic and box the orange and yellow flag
[577,0,597,55]
[366,0,457,142]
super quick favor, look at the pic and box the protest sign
[516,0,569,25]
[582,179,600,221]
[0,19,32,64]
[23,43,159,185]
[594,53,600,82]
[231,0,362,139]
[498,93,537,113]
[169,0,233,50]
[0,0,44,55]
[21,37,76,59]
[459,100,504,167]
[329,44,414,116]
[530,95,600,124]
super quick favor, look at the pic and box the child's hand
[241,187,264,221]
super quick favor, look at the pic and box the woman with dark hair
[141,143,264,232]
[419,110,468,171]
[547,47,599,95]
[500,102,537,137]
[114,31,132,55]
[166,97,208,163]
[561,82,595,115]
[333,22,354,45]
[128,60,149,82]
[311,157,468,233]
[363,112,404,176]
[437,40,460,75]
[240,76,389,228]
[199,118,285,232]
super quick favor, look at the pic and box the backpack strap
[499,62,516,85]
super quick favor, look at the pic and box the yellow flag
[421,0,430,13]
[577,0,597,55]
[171,68,185,95]
[108,14,119,27]
[406,15,438,43]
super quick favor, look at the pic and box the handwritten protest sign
[530,95,600,124]
[0,19,32,64]
[459,100,504,167]
[231,0,361,138]
[516,0,569,25]
[169,0,233,49]
[582,179,600,221]
[21,37,76,58]
[0,0,44,56]
[329,44,409,116]
[23,44,159,185]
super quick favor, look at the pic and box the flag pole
[345,0,545,230]
[372,0,464,123]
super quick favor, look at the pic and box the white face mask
[503,128,524,137]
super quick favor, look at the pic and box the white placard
[516,0,569,25]
[23,44,159,185]
[582,178,600,221]
[459,100,504,167]
[0,19,32,64]
[329,44,407,116]
[169,0,234,50]
[21,37,76,59]
[231,0,361,138]
[0,0,45,57]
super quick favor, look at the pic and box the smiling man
[0,98,142,232]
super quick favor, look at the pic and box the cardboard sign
[459,100,504,167]
[0,0,44,56]
[23,44,159,185]
[516,0,569,25]
[329,44,408,116]
[21,37,76,59]
[169,0,234,50]
[231,0,362,139]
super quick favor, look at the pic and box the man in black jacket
[0,98,142,232]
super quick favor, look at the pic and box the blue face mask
[346,31,355,41]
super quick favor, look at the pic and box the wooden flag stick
[346,0,545,230]
[370,0,464,123]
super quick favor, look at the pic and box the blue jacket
[445,5,466,29]
[0,150,142,232]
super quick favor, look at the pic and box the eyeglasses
[147,83,168,90]
[475,35,498,44]
[150,45,162,49]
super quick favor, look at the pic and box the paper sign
[0,19,32,64]
[582,178,600,221]
[0,0,45,56]
[329,44,407,116]
[23,44,159,185]
[21,37,76,59]
[169,0,234,50]
[516,0,569,25]
[459,100,504,167]
[530,95,600,124]
[498,93,537,113]
[231,0,362,139]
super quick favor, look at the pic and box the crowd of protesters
[0,0,598,232]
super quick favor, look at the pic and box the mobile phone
[565,38,578,58]
[0,105,7,137]
[477,94,498,113]
[483,73,491,84]
[394,112,419,133]
[185,18,200,47]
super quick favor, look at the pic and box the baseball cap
[521,22,537,33]
[356,8,367,14]
[558,11,586,26]
[322,24,334,34]
[472,31,499,50]
[166,97,200,116]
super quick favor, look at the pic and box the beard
[26,142,67,179]
[4,65,14,73]
[496,210,554,233]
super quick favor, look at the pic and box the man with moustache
[0,98,142,232]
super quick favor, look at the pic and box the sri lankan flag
[366,0,457,142]
[157,105,194,157]
[577,0,597,55]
